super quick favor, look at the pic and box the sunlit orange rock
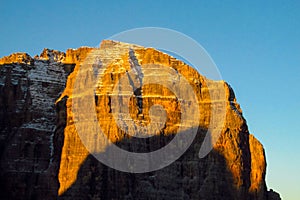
[0,52,33,65]
[0,41,281,200]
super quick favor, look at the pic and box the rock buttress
[0,41,281,200]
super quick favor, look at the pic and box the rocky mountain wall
[0,41,280,200]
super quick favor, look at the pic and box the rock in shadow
[59,127,244,200]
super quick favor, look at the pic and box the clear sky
[1,0,299,199]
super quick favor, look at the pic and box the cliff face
[0,41,280,200]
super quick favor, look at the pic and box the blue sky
[1,0,299,199]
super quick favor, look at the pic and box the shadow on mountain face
[58,127,250,200]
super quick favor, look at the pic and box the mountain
[0,40,281,200]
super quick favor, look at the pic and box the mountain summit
[0,41,280,200]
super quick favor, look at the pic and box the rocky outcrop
[0,53,33,65]
[0,41,280,200]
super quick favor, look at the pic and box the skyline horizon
[1,1,299,199]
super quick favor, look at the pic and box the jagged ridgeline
[0,41,280,200]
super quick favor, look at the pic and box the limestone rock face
[0,41,280,200]
[0,52,33,65]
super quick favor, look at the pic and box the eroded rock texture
[0,41,280,200]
